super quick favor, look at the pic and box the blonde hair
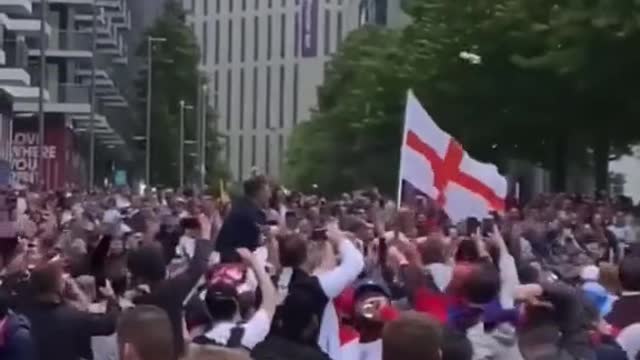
[184,345,251,360]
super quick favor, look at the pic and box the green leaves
[134,0,226,187]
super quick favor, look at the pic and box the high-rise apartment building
[0,0,131,188]
[184,0,362,181]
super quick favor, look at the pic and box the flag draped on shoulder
[399,90,507,222]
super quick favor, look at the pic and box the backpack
[192,323,247,350]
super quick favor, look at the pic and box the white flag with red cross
[398,90,507,222]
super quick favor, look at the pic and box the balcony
[0,38,30,86]
[0,0,32,16]
[13,82,91,113]
[27,30,93,58]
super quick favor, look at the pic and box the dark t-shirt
[215,198,265,260]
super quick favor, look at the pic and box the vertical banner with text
[11,132,57,186]
[300,0,319,58]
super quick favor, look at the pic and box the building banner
[300,0,319,58]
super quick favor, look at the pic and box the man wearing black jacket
[215,176,270,261]
[22,262,119,360]
[128,234,213,359]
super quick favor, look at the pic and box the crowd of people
[0,177,639,360]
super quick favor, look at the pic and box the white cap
[580,265,600,281]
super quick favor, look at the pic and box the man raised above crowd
[216,176,271,262]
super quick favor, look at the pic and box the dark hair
[382,312,442,360]
[243,176,268,199]
[464,263,501,304]
[455,239,480,263]
[278,233,307,268]
[418,237,446,264]
[441,326,473,360]
[127,244,166,284]
[619,256,640,291]
[205,297,238,321]
[117,305,174,360]
[30,263,63,296]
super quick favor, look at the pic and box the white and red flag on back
[398,90,507,222]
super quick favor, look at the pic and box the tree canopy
[135,0,228,188]
[286,0,640,194]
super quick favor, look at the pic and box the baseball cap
[203,263,246,301]
[354,278,391,300]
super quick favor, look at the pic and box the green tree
[285,27,409,194]
[288,0,640,194]
[135,0,227,187]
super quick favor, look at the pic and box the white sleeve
[240,309,273,349]
[318,238,365,299]
[498,245,520,309]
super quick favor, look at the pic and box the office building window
[280,13,286,58]
[268,0,273,8]
[255,0,259,10]
[216,0,221,13]
[267,15,272,60]
[239,69,245,130]
[228,19,233,62]
[294,13,299,57]
[191,0,196,12]
[253,16,259,61]
[324,9,330,55]
[252,67,258,129]
[293,63,299,125]
[265,135,271,175]
[203,0,208,15]
[265,66,271,128]
[229,0,233,12]
[278,134,284,169]
[278,65,285,128]
[282,0,286,7]
[251,135,257,166]
[214,70,219,110]
[337,11,343,47]
[241,18,246,62]
[202,22,208,64]
[226,70,232,130]
[215,20,220,64]
[238,135,244,180]
[242,0,247,11]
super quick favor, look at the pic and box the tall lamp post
[178,100,193,189]
[145,36,167,186]
[37,0,47,188]
[199,84,208,191]
[88,1,97,190]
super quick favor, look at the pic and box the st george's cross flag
[398,91,507,222]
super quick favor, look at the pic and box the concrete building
[0,0,131,188]
[183,0,365,181]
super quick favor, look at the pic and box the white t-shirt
[203,309,272,350]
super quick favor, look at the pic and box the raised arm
[317,223,365,299]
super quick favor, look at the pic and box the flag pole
[396,90,412,209]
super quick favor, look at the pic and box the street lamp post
[37,0,47,188]
[199,84,208,191]
[145,36,167,186]
[88,1,97,190]
[178,100,193,189]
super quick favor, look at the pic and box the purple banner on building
[300,0,319,58]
